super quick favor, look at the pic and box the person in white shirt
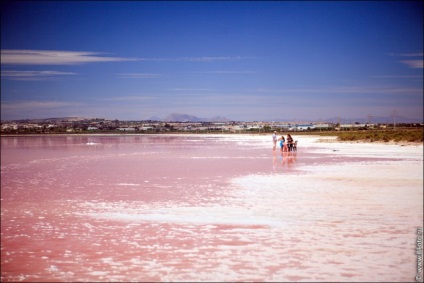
[272,131,278,150]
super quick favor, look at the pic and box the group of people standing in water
[272,131,297,152]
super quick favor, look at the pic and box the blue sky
[1,1,423,122]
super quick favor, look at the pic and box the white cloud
[1,100,81,110]
[386,53,423,68]
[1,50,140,65]
[1,70,76,80]
[0,50,252,66]
[385,53,423,68]
[399,60,424,68]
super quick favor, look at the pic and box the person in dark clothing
[287,134,294,152]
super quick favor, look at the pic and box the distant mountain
[163,113,232,122]
[209,116,232,122]
[147,115,163,121]
[163,113,201,122]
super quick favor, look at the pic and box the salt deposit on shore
[229,134,423,282]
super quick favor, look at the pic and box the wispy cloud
[399,60,424,68]
[371,75,423,79]
[386,52,424,69]
[117,73,162,79]
[387,52,424,57]
[1,50,253,66]
[1,50,140,65]
[371,75,423,82]
[1,100,81,111]
[1,70,76,80]
[102,96,156,101]
[253,86,423,95]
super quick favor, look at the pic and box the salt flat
[1,134,422,282]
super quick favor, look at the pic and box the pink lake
[1,134,423,282]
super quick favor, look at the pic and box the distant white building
[340,123,367,129]
[1,123,18,130]
[314,123,332,129]
[246,124,263,130]
[295,124,315,131]
[274,124,291,130]
[118,127,136,131]
[229,125,246,132]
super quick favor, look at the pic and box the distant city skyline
[2,112,421,125]
[1,1,423,122]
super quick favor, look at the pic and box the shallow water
[1,134,422,282]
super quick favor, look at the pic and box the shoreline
[315,136,423,147]
[1,132,423,147]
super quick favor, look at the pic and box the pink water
[1,135,422,282]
